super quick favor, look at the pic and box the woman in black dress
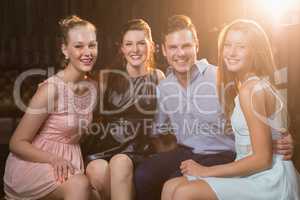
[85,19,165,200]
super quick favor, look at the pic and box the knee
[86,159,109,184]
[173,184,191,200]
[110,154,133,170]
[162,178,182,198]
[109,154,133,180]
[67,175,90,191]
[162,179,175,195]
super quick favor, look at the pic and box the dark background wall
[0,0,279,70]
[1,0,271,139]
[0,0,300,196]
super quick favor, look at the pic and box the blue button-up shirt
[154,59,235,154]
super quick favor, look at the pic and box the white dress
[187,78,300,200]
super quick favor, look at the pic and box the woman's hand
[50,156,75,183]
[180,159,209,177]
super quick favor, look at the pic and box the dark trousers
[134,146,235,200]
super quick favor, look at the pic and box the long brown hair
[217,19,277,117]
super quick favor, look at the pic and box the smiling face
[222,30,253,75]
[62,25,98,73]
[121,30,152,69]
[162,29,198,75]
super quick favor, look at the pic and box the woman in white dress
[161,19,300,200]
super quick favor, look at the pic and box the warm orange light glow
[258,0,300,24]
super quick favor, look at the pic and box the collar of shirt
[165,59,210,83]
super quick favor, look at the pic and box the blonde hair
[59,15,96,45]
[58,15,97,67]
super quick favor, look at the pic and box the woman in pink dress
[4,15,98,200]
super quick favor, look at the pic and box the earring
[63,55,70,66]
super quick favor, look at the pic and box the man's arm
[150,86,177,152]
[273,131,294,160]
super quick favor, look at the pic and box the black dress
[86,69,159,165]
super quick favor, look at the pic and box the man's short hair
[162,15,198,44]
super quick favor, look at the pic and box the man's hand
[273,131,294,160]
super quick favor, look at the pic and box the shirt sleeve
[151,86,172,137]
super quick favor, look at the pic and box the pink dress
[4,76,97,200]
